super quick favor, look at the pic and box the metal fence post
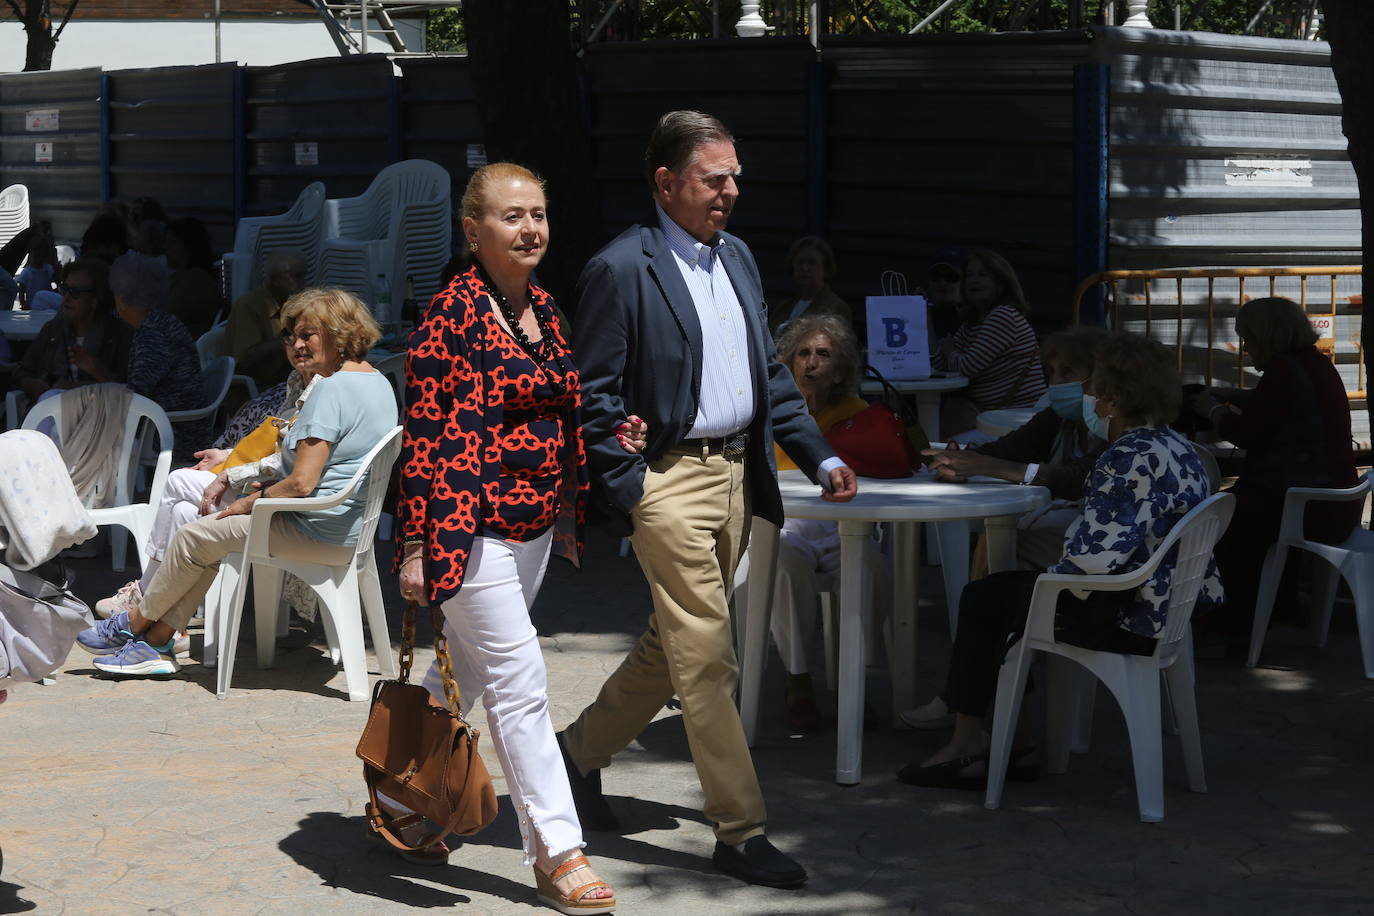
[389,72,404,163]
[233,66,246,225]
[1072,62,1109,326]
[98,72,111,203]
[804,57,827,237]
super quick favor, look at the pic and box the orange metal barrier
[1071,266,1366,397]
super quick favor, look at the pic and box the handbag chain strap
[397,599,467,723]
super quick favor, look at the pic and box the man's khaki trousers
[563,445,765,845]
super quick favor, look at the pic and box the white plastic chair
[23,390,174,573]
[319,161,451,322]
[167,355,235,432]
[223,182,326,303]
[1247,470,1374,677]
[196,320,227,365]
[984,492,1235,823]
[211,426,403,702]
[0,184,29,248]
[196,319,261,401]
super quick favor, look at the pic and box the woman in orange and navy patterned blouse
[393,163,643,912]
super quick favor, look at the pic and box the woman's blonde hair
[280,288,381,361]
[461,162,546,224]
[774,313,862,400]
[963,248,1028,316]
[1091,331,1180,427]
[1235,296,1319,367]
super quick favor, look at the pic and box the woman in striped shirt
[931,249,1046,435]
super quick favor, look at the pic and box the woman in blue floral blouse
[898,332,1223,790]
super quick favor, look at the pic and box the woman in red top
[395,163,643,914]
[1195,297,1360,650]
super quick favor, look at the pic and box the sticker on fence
[26,109,58,131]
[1224,159,1312,188]
[1310,315,1336,340]
[294,142,319,166]
[467,144,488,169]
[34,142,52,163]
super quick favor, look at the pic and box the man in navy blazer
[559,110,857,889]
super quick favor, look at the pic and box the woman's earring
[469,241,479,253]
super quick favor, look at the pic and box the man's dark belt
[677,430,750,460]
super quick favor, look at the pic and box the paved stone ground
[2,529,1373,915]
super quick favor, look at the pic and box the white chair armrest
[1023,571,1151,642]
[231,375,258,400]
[1277,472,1372,543]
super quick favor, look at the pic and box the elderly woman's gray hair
[108,251,170,312]
[775,314,862,400]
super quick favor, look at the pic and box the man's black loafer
[712,836,808,889]
[555,732,620,832]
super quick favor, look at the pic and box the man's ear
[654,166,674,199]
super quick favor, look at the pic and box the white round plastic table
[739,468,1050,785]
[976,407,1038,438]
[0,309,57,342]
[858,374,968,442]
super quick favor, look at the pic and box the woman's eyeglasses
[279,328,320,345]
[58,283,96,298]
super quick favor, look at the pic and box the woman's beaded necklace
[474,264,572,391]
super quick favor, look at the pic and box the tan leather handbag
[356,601,498,851]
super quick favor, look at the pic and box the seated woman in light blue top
[73,288,398,679]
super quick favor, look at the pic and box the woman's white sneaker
[94,581,142,620]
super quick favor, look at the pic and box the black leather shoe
[895,754,988,790]
[712,836,808,889]
[555,731,620,832]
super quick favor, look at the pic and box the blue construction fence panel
[0,32,1357,332]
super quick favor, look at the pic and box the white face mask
[1081,394,1111,440]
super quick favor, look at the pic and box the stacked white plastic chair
[0,184,29,251]
[318,160,451,325]
[984,492,1234,823]
[1247,470,1374,678]
[210,426,403,702]
[22,391,174,574]
[223,182,326,303]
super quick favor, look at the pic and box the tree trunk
[1322,1,1374,428]
[24,27,55,71]
[461,0,606,313]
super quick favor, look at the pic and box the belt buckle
[722,433,748,460]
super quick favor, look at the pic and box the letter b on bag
[882,318,909,348]
[866,294,930,380]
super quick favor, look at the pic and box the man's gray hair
[108,251,170,311]
[265,249,306,276]
[643,110,734,191]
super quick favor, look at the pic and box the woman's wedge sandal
[534,854,616,915]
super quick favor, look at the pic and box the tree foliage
[426,7,466,52]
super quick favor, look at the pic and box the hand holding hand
[616,415,648,454]
[199,474,230,516]
[821,465,858,502]
[922,447,994,482]
[215,492,255,519]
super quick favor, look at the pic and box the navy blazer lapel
[640,222,704,389]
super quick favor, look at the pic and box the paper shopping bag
[866,293,930,381]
